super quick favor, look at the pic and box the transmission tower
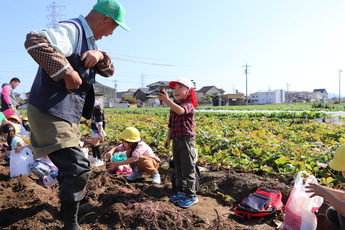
[46,2,66,28]
[140,73,145,88]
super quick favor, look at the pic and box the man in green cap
[306,144,345,230]
[24,0,129,229]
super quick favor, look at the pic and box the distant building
[222,93,245,105]
[134,88,150,103]
[133,81,171,107]
[197,86,225,106]
[313,89,328,103]
[285,89,328,103]
[286,91,311,103]
[249,89,285,105]
[94,82,116,108]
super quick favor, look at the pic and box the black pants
[326,206,345,230]
[172,136,197,197]
[48,147,91,203]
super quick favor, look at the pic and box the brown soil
[0,139,333,230]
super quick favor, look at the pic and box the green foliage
[311,101,337,110]
[199,103,345,112]
[94,107,345,188]
[121,95,138,104]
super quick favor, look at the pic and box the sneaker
[177,196,199,208]
[152,173,161,184]
[126,171,142,181]
[93,159,104,166]
[88,157,97,163]
[169,191,186,203]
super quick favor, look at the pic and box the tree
[205,93,219,102]
[121,95,138,104]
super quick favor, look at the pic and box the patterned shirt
[168,100,196,140]
[25,15,114,81]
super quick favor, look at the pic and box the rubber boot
[61,201,82,230]
[57,202,65,221]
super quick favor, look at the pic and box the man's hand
[64,71,82,90]
[81,50,104,68]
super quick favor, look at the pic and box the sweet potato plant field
[87,106,345,187]
[6,104,343,229]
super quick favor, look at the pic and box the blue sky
[2,0,345,97]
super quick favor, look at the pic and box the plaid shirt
[168,100,196,140]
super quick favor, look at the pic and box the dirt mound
[0,156,332,230]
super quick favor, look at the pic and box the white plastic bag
[281,171,324,230]
[10,147,34,178]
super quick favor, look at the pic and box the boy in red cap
[158,77,199,208]
[306,144,345,230]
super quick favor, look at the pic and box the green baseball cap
[93,0,130,31]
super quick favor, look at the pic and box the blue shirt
[11,136,27,150]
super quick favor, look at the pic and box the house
[285,91,312,103]
[313,89,328,103]
[115,88,138,104]
[249,89,285,105]
[134,81,171,107]
[134,88,150,103]
[197,86,225,106]
[94,82,116,108]
[222,93,245,106]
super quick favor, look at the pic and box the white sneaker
[93,159,104,166]
[88,157,97,163]
[152,173,161,184]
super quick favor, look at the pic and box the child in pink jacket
[106,127,161,184]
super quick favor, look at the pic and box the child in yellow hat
[106,127,161,184]
[306,145,345,229]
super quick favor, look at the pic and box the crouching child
[106,127,161,184]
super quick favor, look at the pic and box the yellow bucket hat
[119,127,141,142]
[329,145,345,171]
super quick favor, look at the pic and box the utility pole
[243,63,250,105]
[339,69,342,103]
[46,2,65,28]
[114,80,117,102]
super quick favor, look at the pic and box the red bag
[233,188,283,220]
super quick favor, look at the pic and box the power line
[108,53,167,61]
[112,57,173,66]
